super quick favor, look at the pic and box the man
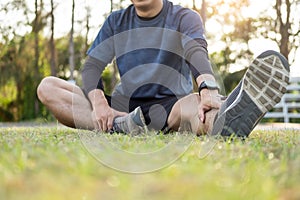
[37,0,290,137]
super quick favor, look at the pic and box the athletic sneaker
[211,50,290,137]
[112,106,148,135]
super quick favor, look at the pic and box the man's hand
[196,74,222,123]
[198,89,221,123]
[88,89,126,131]
[91,102,114,131]
[92,103,127,131]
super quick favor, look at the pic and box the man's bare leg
[37,76,147,134]
[167,93,220,135]
[37,76,94,129]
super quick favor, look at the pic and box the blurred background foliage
[0,0,299,122]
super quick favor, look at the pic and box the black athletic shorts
[105,95,180,131]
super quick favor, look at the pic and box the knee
[37,76,58,104]
[168,106,193,129]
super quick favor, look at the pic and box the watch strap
[198,81,219,95]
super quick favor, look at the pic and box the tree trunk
[110,0,113,13]
[34,0,40,78]
[280,25,290,59]
[110,0,119,93]
[84,5,91,54]
[69,0,75,81]
[50,0,57,76]
[192,0,206,26]
[275,0,292,60]
[201,0,206,27]
[33,0,42,117]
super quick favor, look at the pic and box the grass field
[0,125,300,200]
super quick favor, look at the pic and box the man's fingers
[212,99,222,109]
[107,116,114,131]
[101,118,108,132]
[206,95,222,109]
[199,110,205,123]
[198,105,207,123]
[92,111,105,131]
[197,91,223,124]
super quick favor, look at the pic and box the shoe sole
[211,50,290,137]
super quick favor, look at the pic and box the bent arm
[82,56,114,131]
[82,56,107,96]
[184,39,221,122]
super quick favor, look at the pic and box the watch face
[199,80,220,94]
[205,80,218,88]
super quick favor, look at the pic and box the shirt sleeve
[185,39,214,78]
[86,14,115,63]
[82,14,116,95]
[81,56,107,95]
[179,10,214,78]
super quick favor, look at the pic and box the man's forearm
[82,56,107,95]
[88,89,109,109]
[184,39,214,79]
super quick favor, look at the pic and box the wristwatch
[198,80,219,95]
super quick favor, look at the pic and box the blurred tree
[69,0,75,82]
[31,0,44,118]
[49,0,57,76]
[83,4,91,55]
[0,0,50,121]
[202,0,255,93]
[56,35,86,80]
[257,0,300,62]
